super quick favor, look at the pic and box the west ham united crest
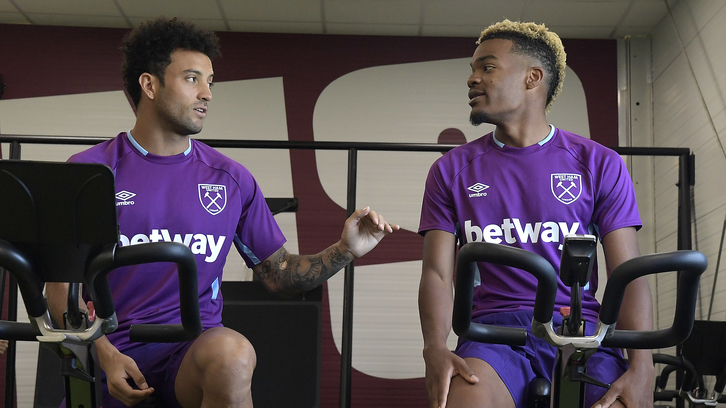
[551,174,582,205]
[199,184,227,215]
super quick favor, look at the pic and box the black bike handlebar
[0,239,202,343]
[0,240,45,340]
[87,242,202,343]
[599,250,707,349]
[0,240,46,318]
[453,242,558,346]
[652,353,699,392]
[453,243,707,351]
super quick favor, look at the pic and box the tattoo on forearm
[291,255,327,288]
[259,260,272,281]
[262,245,354,294]
[328,245,349,270]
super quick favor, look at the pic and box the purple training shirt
[69,132,286,352]
[419,127,641,322]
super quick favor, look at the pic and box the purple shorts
[455,310,628,408]
[101,341,194,408]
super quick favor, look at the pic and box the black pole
[0,269,5,318]
[677,153,693,251]
[0,268,6,404]
[675,152,694,408]
[4,141,21,408]
[340,148,357,408]
[4,273,17,408]
[9,141,20,161]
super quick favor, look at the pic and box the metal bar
[4,273,17,408]
[0,268,6,405]
[611,146,690,156]
[0,135,109,146]
[0,269,5,320]
[5,138,22,408]
[0,135,694,156]
[340,148,357,408]
[0,134,696,155]
[674,152,694,403]
[0,134,462,153]
[611,145,693,251]
[9,141,20,161]
[677,153,693,250]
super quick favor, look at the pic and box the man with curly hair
[47,17,398,408]
[418,20,653,408]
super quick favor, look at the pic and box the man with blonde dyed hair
[418,20,654,408]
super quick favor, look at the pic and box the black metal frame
[0,135,695,408]
[453,242,707,408]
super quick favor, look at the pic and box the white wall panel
[666,0,698,47]
[693,143,726,218]
[670,0,726,45]
[326,261,448,379]
[651,17,681,81]
[646,0,726,371]
[686,36,725,117]
[0,90,135,162]
[653,57,707,139]
[651,0,726,327]
[652,158,678,246]
[621,37,657,260]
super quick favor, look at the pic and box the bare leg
[174,327,257,408]
[446,357,515,408]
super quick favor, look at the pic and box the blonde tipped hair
[477,19,566,111]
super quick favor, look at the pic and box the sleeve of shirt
[591,150,642,238]
[418,158,458,236]
[232,171,287,268]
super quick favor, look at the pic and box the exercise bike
[0,160,203,407]
[453,235,707,408]
[653,319,726,407]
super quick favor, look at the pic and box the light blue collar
[126,131,192,156]
[492,124,555,148]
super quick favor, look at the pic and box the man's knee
[447,358,516,408]
[193,327,257,378]
[176,328,257,405]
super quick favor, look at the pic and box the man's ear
[139,73,158,101]
[526,66,545,89]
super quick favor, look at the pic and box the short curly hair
[121,17,221,108]
[477,19,566,111]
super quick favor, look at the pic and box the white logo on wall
[199,184,227,215]
[551,174,582,205]
[115,190,136,206]
[467,182,489,198]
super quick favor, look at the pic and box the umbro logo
[116,190,135,201]
[116,190,136,206]
[467,183,489,198]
